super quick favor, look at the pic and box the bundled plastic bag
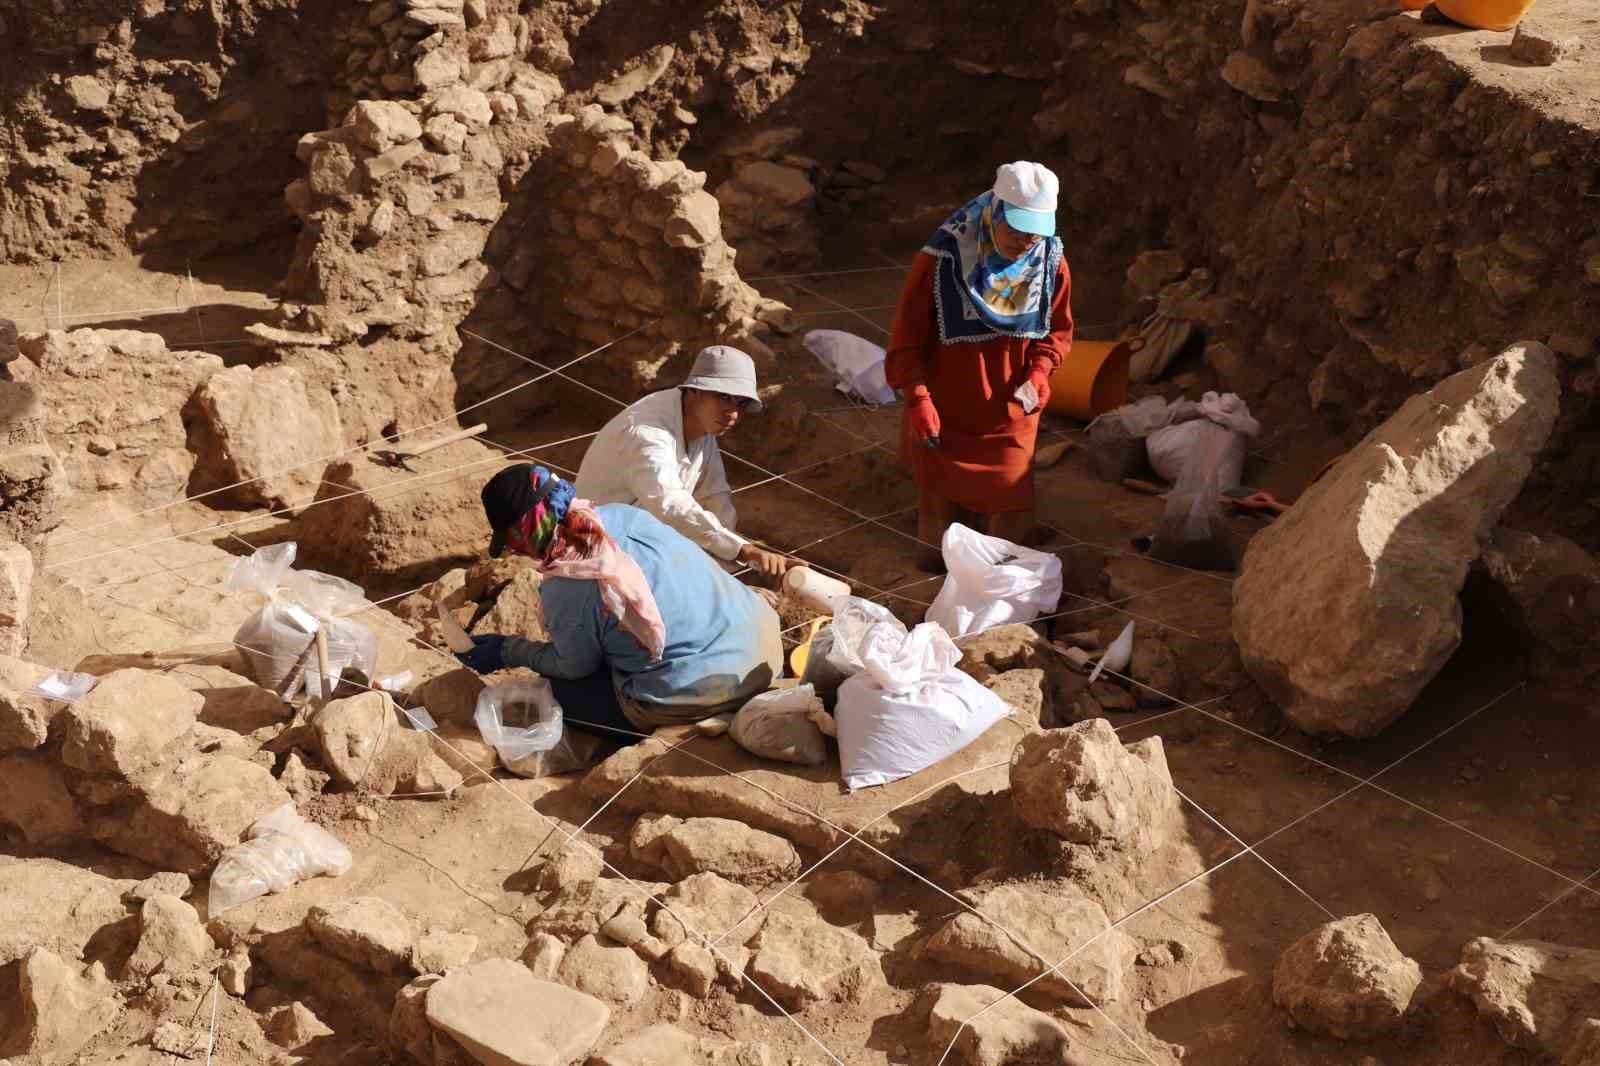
[227,543,379,700]
[801,595,902,697]
[208,803,353,915]
[730,684,829,767]
[803,329,896,405]
[833,617,1010,790]
[926,524,1063,640]
[1086,396,1200,482]
[1145,391,1258,488]
[474,678,589,778]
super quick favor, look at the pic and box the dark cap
[482,464,537,557]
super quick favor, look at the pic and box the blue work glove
[456,634,507,674]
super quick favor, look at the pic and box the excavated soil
[4,1,1600,1064]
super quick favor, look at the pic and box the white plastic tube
[783,567,852,614]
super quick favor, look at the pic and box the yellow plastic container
[1404,0,1536,30]
[788,617,829,678]
[1045,338,1141,420]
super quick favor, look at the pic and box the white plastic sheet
[25,670,99,703]
[803,329,896,405]
[833,616,1010,790]
[926,524,1063,640]
[729,684,829,766]
[226,543,379,700]
[473,678,588,779]
[208,803,353,915]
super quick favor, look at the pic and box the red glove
[1026,356,1053,412]
[906,385,941,445]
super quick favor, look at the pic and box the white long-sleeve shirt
[574,388,747,561]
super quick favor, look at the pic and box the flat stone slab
[425,957,610,1066]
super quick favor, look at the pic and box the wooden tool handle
[410,423,488,457]
[1122,478,1165,495]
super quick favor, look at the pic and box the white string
[95,579,852,1065]
[44,430,601,572]
[202,973,221,1066]
[774,278,891,338]
[48,324,652,549]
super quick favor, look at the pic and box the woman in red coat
[885,161,1074,571]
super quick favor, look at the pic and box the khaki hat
[682,345,763,412]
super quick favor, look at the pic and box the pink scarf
[541,502,667,663]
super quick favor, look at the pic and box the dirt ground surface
[4,0,1600,1064]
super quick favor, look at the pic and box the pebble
[354,804,379,822]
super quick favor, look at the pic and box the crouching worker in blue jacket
[456,464,783,741]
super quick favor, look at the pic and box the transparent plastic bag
[1151,452,1236,572]
[730,684,829,767]
[226,543,379,699]
[208,803,353,915]
[473,678,588,778]
[926,524,1063,639]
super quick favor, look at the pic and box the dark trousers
[549,671,647,743]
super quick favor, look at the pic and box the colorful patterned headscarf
[922,190,1063,345]
[483,465,575,558]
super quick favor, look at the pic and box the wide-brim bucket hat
[682,345,763,413]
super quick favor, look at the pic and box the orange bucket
[1403,0,1535,30]
[1045,337,1141,420]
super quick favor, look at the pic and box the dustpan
[788,616,830,677]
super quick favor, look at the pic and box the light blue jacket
[502,504,781,722]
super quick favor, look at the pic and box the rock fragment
[1009,720,1179,851]
[921,982,1074,1066]
[424,958,610,1066]
[1272,914,1422,1039]
[306,896,416,974]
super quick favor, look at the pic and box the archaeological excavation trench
[2,1,1599,1064]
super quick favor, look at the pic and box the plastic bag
[473,679,589,778]
[226,543,379,699]
[834,624,1011,790]
[208,803,353,915]
[803,329,896,405]
[1146,392,1256,488]
[26,671,99,703]
[1151,450,1236,572]
[819,598,908,672]
[926,525,1063,640]
[729,685,829,766]
[1086,396,1199,482]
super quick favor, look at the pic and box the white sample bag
[474,678,589,778]
[801,595,902,695]
[803,329,896,405]
[730,684,829,767]
[834,619,1011,790]
[208,803,353,915]
[227,543,379,700]
[926,524,1063,640]
[1145,391,1259,488]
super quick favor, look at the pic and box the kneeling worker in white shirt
[574,345,796,580]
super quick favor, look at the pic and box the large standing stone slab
[1272,914,1422,1040]
[425,957,610,1066]
[1232,343,1560,737]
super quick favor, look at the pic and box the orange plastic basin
[1403,0,1536,30]
[1045,337,1141,420]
